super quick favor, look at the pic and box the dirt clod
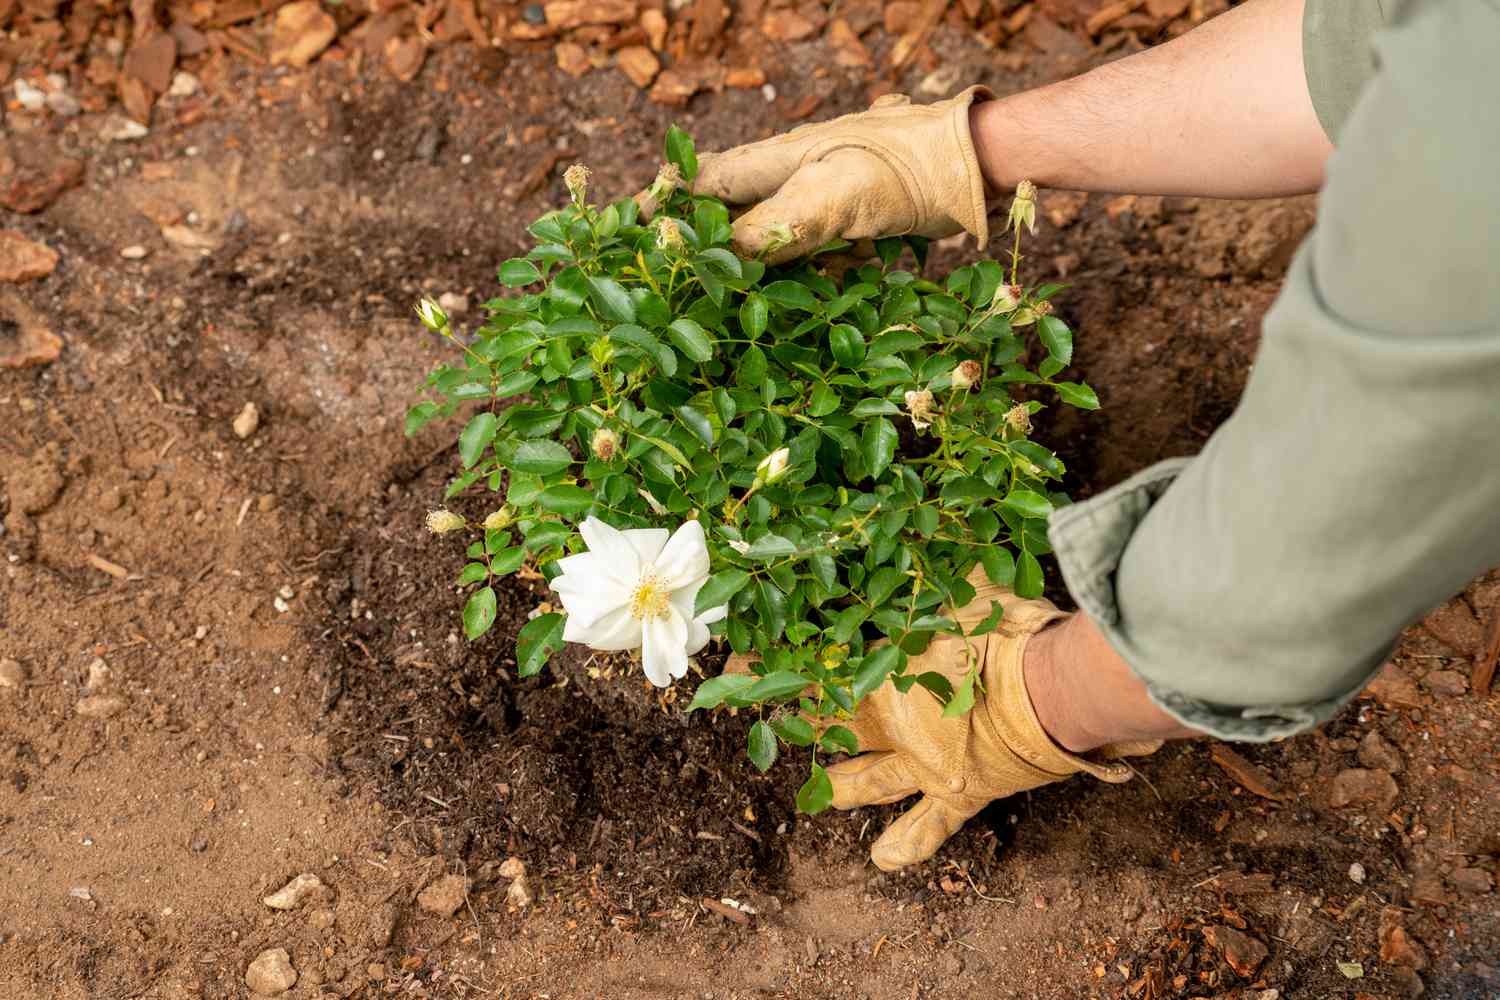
[270,1,338,67]
[1329,767,1400,812]
[245,947,298,995]
[1421,669,1468,698]
[0,231,59,283]
[417,874,471,917]
[1380,909,1430,970]
[234,402,261,439]
[1203,924,1269,978]
[75,695,128,718]
[0,658,26,689]
[1358,731,1403,773]
[1451,868,1494,895]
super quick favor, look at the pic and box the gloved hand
[807,573,1159,871]
[689,87,996,264]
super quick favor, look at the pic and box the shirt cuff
[1048,459,1388,743]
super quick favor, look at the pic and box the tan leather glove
[819,575,1160,871]
[691,87,995,264]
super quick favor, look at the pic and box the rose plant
[407,128,1098,811]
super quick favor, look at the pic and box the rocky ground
[2,2,1498,999]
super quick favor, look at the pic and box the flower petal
[685,616,711,656]
[652,519,710,591]
[694,603,728,626]
[621,527,670,566]
[569,605,641,651]
[640,610,689,687]
[579,517,642,585]
[554,586,626,633]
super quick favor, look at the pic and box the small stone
[1410,871,1448,906]
[46,90,81,117]
[1363,663,1423,708]
[417,874,470,917]
[233,402,260,439]
[616,45,660,88]
[437,292,469,317]
[1421,670,1468,698]
[273,596,290,614]
[1358,731,1403,773]
[0,231,60,283]
[168,71,200,97]
[75,695,127,719]
[1422,601,1484,655]
[120,245,149,260]
[86,658,111,690]
[1348,862,1366,885]
[263,873,325,910]
[1450,867,1493,895]
[69,886,93,901]
[1329,768,1399,812]
[308,908,336,929]
[367,963,386,981]
[190,834,209,852]
[245,948,298,995]
[14,79,46,112]
[101,116,150,142]
[506,875,534,909]
[1202,925,1269,978]
[270,0,337,67]
[0,658,26,689]
[498,856,527,880]
[761,83,777,103]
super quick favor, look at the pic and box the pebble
[273,596,290,614]
[761,83,777,103]
[85,658,111,690]
[75,695,127,719]
[438,291,469,317]
[1421,669,1468,698]
[372,148,386,163]
[417,874,471,917]
[100,116,150,142]
[277,585,295,600]
[308,908,336,929]
[498,856,526,880]
[46,90,81,116]
[168,71,200,98]
[1329,767,1399,812]
[367,962,386,981]
[119,245,149,260]
[1348,862,1366,885]
[1357,731,1403,773]
[233,402,261,439]
[263,873,325,910]
[506,875,534,909]
[0,658,26,689]
[14,79,46,112]
[245,947,298,996]
[69,886,92,901]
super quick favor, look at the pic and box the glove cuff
[947,85,995,249]
[983,610,1138,785]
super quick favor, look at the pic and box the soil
[2,24,1498,1000]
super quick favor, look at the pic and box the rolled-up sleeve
[1049,0,1500,743]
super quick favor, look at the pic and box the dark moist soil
[1,24,1496,1000]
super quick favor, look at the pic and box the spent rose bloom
[1005,403,1033,435]
[564,163,591,205]
[426,509,464,534]
[904,389,935,431]
[592,426,620,461]
[550,517,727,687]
[951,360,982,390]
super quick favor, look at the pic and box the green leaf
[1037,315,1073,366]
[860,418,898,481]
[695,569,752,616]
[913,671,955,704]
[852,645,902,699]
[829,324,866,367]
[499,258,542,287]
[404,401,440,437]
[687,672,757,712]
[458,412,498,468]
[737,345,768,388]
[850,398,900,417]
[516,612,565,677]
[537,484,595,515]
[830,605,869,644]
[740,293,768,339]
[773,716,816,747]
[462,587,497,640]
[510,440,573,475]
[748,720,778,772]
[941,662,981,718]
[1015,549,1044,599]
[866,566,905,607]
[941,477,999,503]
[820,725,859,755]
[588,276,636,323]
[763,280,819,312]
[490,545,527,575]
[742,670,809,702]
[457,562,488,585]
[979,546,1016,587]
[1001,489,1054,520]
[746,534,797,560]
[1054,381,1100,410]
[666,318,713,362]
[664,124,699,182]
[796,763,834,814]
[968,600,1005,637]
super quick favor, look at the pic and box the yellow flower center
[629,570,671,621]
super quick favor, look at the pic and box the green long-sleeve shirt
[1049,0,1500,741]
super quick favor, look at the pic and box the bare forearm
[1024,613,1200,752]
[972,0,1331,199]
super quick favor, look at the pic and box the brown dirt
[2,28,1498,1000]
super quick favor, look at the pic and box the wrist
[968,91,1063,195]
[1021,617,1110,753]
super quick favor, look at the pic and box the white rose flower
[549,517,727,687]
[756,447,790,484]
